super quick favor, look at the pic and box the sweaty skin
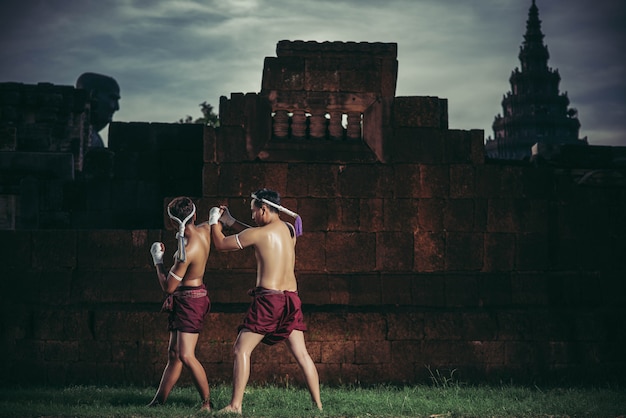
[213,201,297,291]
[149,212,213,412]
[165,223,211,292]
[211,200,322,414]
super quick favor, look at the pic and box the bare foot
[309,401,323,411]
[217,405,242,415]
[200,399,213,412]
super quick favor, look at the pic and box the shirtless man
[209,188,322,414]
[148,196,212,412]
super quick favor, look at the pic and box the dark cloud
[1,0,624,146]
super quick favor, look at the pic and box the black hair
[252,188,280,213]
[168,196,194,219]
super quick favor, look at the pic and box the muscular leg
[219,329,264,414]
[148,332,182,406]
[178,331,211,411]
[285,330,323,410]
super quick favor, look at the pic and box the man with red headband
[209,188,322,414]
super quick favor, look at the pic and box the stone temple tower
[485,0,586,160]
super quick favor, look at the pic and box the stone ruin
[0,41,624,386]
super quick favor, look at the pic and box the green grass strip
[0,383,624,417]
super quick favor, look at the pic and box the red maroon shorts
[167,285,211,334]
[239,287,307,345]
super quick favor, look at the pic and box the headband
[167,203,196,262]
[251,193,302,237]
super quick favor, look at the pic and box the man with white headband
[148,196,213,412]
[209,188,322,414]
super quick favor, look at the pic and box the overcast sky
[1,0,624,147]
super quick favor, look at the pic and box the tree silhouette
[178,101,219,127]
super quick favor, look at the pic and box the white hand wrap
[220,206,236,227]
[175,231,188,246]
[208,207,221,226]
[150,242,164,265]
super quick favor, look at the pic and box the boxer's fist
[220,206,236,227]
[208,207,221,225]
[150,242,165,265]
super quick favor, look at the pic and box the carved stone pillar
[328,111,343,141]
[346,112,361,140]
[291,110,307,140]
[273,110,289,139]
[309,113,326,140]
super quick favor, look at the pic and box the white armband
[235,234,243,250]
[169,271,184,282]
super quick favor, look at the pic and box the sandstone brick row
[6,304,619,385]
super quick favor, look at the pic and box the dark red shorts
[239,287,307,345]
[167,285,211,334]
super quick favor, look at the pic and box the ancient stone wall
[2,130,624,386]
[1,41,625,387]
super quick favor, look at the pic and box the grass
[0,382,624,417]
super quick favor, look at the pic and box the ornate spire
[519,0,549,71]
[486,0,584,160]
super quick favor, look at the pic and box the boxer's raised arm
[166,260,188,294]
[211,221,254,252]
[150,242,170,292]
[151,242,164,265]
[150,241,189,293]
